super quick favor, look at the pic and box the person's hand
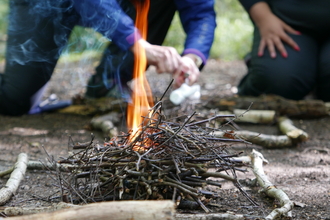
[250,2,301,58]
[133,39,182,74]
[173,54,200,88]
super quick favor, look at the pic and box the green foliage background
[0,0,253,61]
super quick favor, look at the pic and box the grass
[0,0,253,61]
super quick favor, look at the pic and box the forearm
[249,2,273,27]
[175,0,216,67]
[239,0,266,12]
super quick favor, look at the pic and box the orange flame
[127,0,154,138]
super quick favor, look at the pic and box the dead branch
[234,109,276,124]
[0,153,28,205]
[0,200,175,220]
[3,202,78,216]
[90,112,120,137]
[278,116,309,142]
[214,130,293,148]
[249,149,294,220]
[175,212,246,220]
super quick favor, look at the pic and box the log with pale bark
[278,116,309,142]
[249,149,294,220]
[0,153,28,205]
[214,113,309,148]
[0,200,175,220]
[219,130,294,148]
[1,202,78,216]
[233,109,276,124]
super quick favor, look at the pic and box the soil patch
[0,60,329,219]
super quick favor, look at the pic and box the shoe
[29,94,72,114]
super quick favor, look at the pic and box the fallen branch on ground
[214,130,293,148]
[278,116,309,142]
[249,149,294,220]
[233,109,276,124]
[0,200,175,220]
[90,112,120,137]
[175,212,246,220]
[0,153,28,205]
[1,202,78,216]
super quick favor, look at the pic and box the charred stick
[186,114,235,127]
[194,196,210,213]
[125,170,158,177]
[201,172,236,182]
[157,112,196,148]
[162,127,203,154]
[181,180,205,187]
[153,182,199,197]
[164,176,198,193]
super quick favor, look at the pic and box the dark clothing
[238,0,330,101]
[0,0,216,115]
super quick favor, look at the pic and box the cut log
[0,200,175,220]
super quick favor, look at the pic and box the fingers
[258,23,301,59]
[142,43,182,74]
[135,40,201,88]
[173,56,200,88]
[155,47,181,74]
[282,24,301,51]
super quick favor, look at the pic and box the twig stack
[57,101,256,211]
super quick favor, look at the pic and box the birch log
[214,130,293,148]
[233,109,276,124]
[0,153,28,205]
[278,116,309,142]
[249,150,294,220]
[0,200,175,220]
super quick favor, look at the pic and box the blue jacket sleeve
[239,0,266,12]
[73,0,141,51]
[174,0,216,66]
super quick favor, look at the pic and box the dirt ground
[0,59,329,219]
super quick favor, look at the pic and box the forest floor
[0,59,329,219]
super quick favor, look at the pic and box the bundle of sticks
[56,101,257,212]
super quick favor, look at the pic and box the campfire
[55,0,256,212]
[57,100,257,212]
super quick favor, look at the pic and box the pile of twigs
[56,100,257,212]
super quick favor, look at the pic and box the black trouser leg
[238,0,330,101]
[238,29,319,100]
[85,0,176,98]
[316,37,330,102]
[0,0,76,115]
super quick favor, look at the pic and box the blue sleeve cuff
[182,48,207,65]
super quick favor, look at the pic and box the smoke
[4,0,135,101]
